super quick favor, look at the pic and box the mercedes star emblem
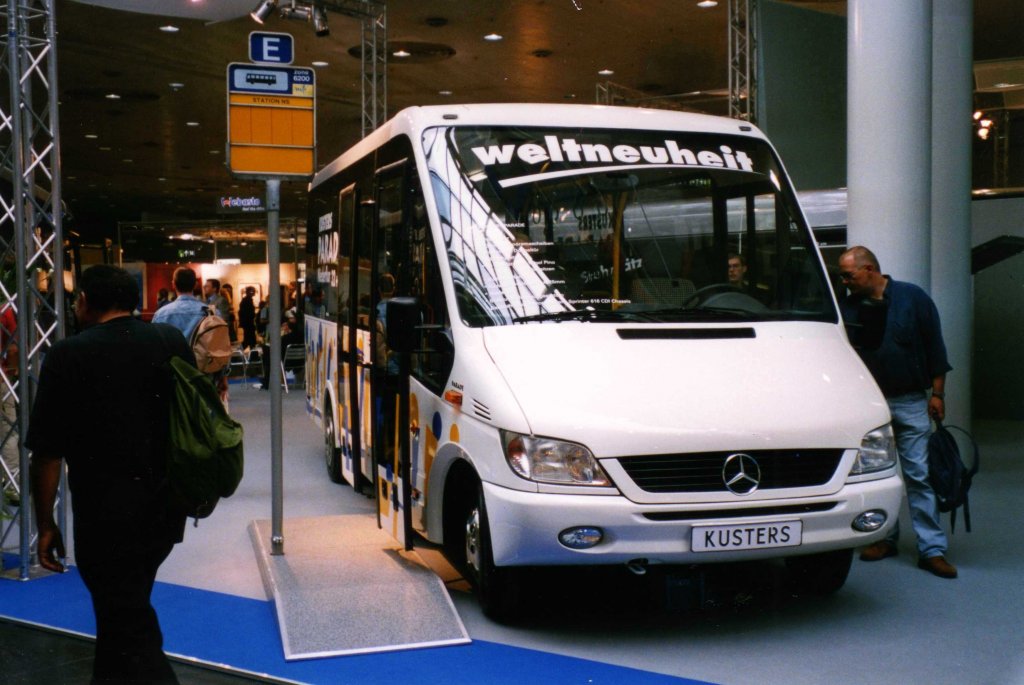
[722,453,761,495]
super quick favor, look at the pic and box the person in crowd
[152,268,206,340]
[305,285,326,318]
[256,296,269,338]
[727,253,748,287]
[154,267,228,401]
[286,281,299,310]
[27,264,193,683]
[156,288,170,309]
[238,286,258,350]
[838,245,956,579]
[203,278,230,320]
[1,300,18,503]
[300,281,314,314]
[220,283,237,343]
[260,303,304,389]
[374,273,399,377]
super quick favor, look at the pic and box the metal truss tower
[324,0,387,137]
[0,0,66,581]
[728,0,758,123]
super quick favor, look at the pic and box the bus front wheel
[462,483,522,622]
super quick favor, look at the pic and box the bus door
[366,159,412,544]
[345,183,378,497]
[334,184,368,489]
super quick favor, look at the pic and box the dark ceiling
[50,0,1024,241]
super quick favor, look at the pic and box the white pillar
[847,0,932,286]
[930,0,974,428]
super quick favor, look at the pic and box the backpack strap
[945,424,980,477]
[962,492,971,533]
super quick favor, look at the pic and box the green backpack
[166,355,244,520]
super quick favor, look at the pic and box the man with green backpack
[28,265,194,683]
[28,265,245,683]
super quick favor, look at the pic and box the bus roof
[310,103,768,190]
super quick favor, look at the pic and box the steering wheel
[682,283,743,308]
[683,284,770,313]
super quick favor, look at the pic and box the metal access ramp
[249,515,470,660]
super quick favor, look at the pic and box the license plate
[691,521,802,552]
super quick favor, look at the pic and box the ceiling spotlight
[697,0,718,7]
[250,0,278,23]
[281,2,311,20]
[312,4,329,37]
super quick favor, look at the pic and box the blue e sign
[249,31,294,65]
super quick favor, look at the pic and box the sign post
[227,35,315,557]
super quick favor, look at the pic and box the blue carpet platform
[0,556,708,685]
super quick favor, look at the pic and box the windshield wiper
[512,308,653,324]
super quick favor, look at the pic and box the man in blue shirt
[838,246,956,579]
[155,268,230,401]
[152,267,206,339]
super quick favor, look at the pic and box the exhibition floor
[2,382,1023,684]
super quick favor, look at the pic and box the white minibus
[302,104,903,619]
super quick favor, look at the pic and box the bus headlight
[501,431,612,486]
[850,424,898,475]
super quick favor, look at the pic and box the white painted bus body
[304,104,902,596]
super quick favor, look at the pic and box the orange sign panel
[226,63,316,178]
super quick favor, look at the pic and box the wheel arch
[428,444,477,548]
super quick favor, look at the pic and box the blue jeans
[885,391,947,559]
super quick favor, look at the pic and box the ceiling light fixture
[697,0,718,7]
[262,1,329,37]
[105,93,120,100]
[484,33,503,42]
[598,69,614,76]
[250,0,278,23]
[393,49,411,58]
[312,4,329,37]
[159,25,180,33]
[280,3,311,20]
[312,60,328,67]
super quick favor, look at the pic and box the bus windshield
[423,125,837,327]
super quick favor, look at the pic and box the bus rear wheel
[324,402,343,484]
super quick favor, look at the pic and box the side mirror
[386,297,419,353]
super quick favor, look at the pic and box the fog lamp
[852,510,887,532]
[558,526,604,549]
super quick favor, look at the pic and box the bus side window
[410,179,454,394]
